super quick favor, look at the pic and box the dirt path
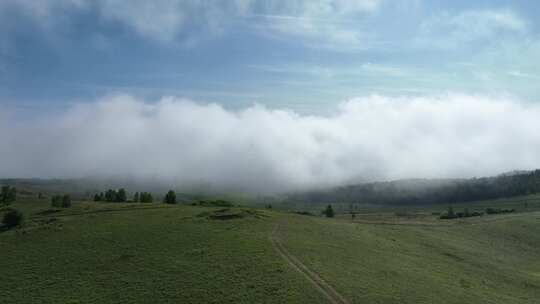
[269,221,350,304]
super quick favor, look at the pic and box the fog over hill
[2,93,540,192]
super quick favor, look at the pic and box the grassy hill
[1,197,540,303]
[281,212,540,303]
[0,200,325,304]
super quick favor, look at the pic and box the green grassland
[1,196,540,303]
[281,212,540,303]
[281,193,540,216]
[0,201,325,304]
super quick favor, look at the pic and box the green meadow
[1,197,539,303]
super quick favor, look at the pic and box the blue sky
[1,0,540,113]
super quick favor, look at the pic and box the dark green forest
[288,170,540,206]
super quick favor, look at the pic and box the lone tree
[164,190,177,204]
[117,188,127,202]
[2,209,23,228]
[323,205,334,218]
[0,186,17,205]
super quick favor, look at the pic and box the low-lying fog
[1,93,539,192]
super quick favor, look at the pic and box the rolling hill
[1,195,540,303]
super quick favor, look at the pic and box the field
[0,201,325,303]
[1,196,540,303]
[282,212,540,303]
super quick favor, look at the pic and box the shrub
[486,208,515,215]
[164,190,177,204]
[295,211,314,216]
[51,195,71,208]
[439,213,457,220]
[323,205,334,218]
[2,209,23,228]
[440,208,484,219]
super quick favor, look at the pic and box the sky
[1,0,540,191]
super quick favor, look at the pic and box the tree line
[93,189,177,204]
[288,170,540,206]
[94,188,128,202]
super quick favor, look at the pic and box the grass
[282,193,540,215]
[1,196,540,303]
[280,211,540,303]
[0,200,325,304]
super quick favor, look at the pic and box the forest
[287,170,540,205]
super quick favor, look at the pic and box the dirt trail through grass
[270,220,350,304]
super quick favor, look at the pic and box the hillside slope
[1,199,539,303]
[0,202,325,304]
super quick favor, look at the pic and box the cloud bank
[1,93,540,192]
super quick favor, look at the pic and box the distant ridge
[497,170,532,177]
[287,169,540,206]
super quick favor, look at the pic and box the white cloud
[0,0,381,46]
[0,0,86,28]
[0,0,249,42]
[1,1,536,54]
[2,93,540,192]
[417,9,527,49]
[251,0,381,49]
[508,70,540,79]
[97,1,187,41]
